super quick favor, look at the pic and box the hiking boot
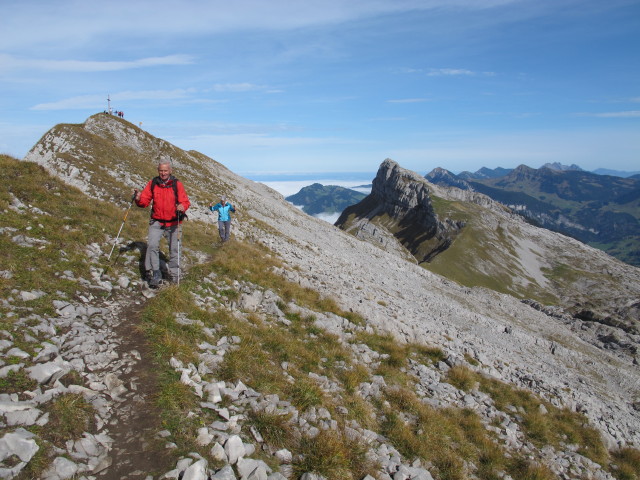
[148,270,162,288]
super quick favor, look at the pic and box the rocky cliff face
[336,159,465,263]
[2,114,639,480]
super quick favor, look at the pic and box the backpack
[150,175,188,222]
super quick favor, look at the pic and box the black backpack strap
[150,175,180,201]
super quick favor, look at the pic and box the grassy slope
[0,153,220,477]
[0,155,140,477]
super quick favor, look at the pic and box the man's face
[158,164,171,181]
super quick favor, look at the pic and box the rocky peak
[336,159,464,263]
[508,163,537,179]
[372,158,436,217]
[542,162,584,171]
[425,167,472,190]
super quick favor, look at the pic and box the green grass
[137,276,379,477]
[445,364,478,391]
[0,369,38,393]
[156,371,215,457]
[505,457,557,480]
[287,378,325,411]
[0,157,129,309]
[352,331,445,387]
[44,393,95,446]
[246,410,295,449]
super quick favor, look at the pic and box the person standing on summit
[209,196,236,243]
[134,161,190,287]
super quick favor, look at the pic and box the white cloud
[1,0,526,50]
[31,89,196,110]
[0,54,193,72]
[428,68,475,76]
[387,98,429,103]
[576,111,640,118]
[210,83,265,92]
[314,212,341,224]
[184,133,348,149]
[114,89,197,100]
[426,68,495,77]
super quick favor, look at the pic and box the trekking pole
[108,192,137,261]
[177,218,182,285]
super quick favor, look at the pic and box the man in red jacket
[134,161,190,288]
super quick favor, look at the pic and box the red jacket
[136,176,190,226]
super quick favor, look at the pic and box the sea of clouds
[246,173,373,224]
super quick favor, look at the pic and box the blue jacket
[210,202,235,222]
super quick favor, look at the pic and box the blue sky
[1,0,639,176]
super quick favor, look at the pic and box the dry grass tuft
[246,410,295,449]
[445,364,477,391]
[380,386,509,480]
[293,429,379,480]
[610,447,640,480]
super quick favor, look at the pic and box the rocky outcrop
[336,159,465,263]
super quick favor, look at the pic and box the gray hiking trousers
[145,220,180,279]
[218,220,232,242]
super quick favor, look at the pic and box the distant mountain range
[593,168,640,178]
[426,164,640,266]
[457,163,640,179]
[284,164,640,265]
[285,183,366,215]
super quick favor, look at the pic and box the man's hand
[177,203,185,212]
[132,189,140,202]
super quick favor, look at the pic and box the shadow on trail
[119,241,171,283]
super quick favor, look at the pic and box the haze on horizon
[1,0,638,175]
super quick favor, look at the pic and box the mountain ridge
[458,164,639,179]
[425,164,640,266]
